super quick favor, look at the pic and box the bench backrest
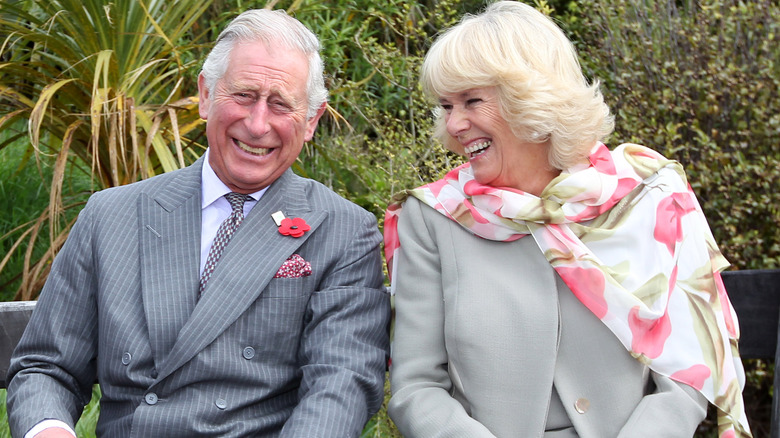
[721,269,780,438]
[0,301,36,388]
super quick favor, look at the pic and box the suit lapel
[154,170,327,382]
[139,160,203,369]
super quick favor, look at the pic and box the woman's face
[439,87,534,190]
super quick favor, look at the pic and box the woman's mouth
[464,141,491,158]
[235,139,271,156]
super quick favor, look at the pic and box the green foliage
[0,0,214,298]
[0,123,72,301]
[277,0,473,221]
[564,2,779,434]
[569,0,779,271]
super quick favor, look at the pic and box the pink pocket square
[274,254,312,278]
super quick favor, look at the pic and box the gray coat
[388,197,706,438]
[7,158,391,437]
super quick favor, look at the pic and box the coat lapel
[139,159,203,369]
[154,170,327,382]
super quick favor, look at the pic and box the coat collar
[139,159,203,368]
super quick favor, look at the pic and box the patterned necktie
[198,192,249,299]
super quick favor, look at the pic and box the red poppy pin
[277,216,310,238]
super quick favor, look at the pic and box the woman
[383,2,751,437]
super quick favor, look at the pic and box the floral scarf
[384,143,751,438]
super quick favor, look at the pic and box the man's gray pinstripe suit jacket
[7,157,391,437]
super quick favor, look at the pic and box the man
[6,9,391,438]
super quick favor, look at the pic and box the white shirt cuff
[24,420,77,438]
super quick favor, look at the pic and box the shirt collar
[201,148,268,209]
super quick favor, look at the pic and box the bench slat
[0,301,36,388]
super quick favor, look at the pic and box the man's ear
[198,74,210,120]
[303,102,328,142]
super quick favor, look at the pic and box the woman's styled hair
[421,1,614,169]
[200,9,328,119]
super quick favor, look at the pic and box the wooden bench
[0,300,36,388]
[1,270,779,434]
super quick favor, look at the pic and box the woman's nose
[445,107,470,136]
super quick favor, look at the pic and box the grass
[0,125,52,300]
[0,125,94,301]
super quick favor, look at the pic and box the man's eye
[271,100,292,111]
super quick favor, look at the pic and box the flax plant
[0,0,213,299]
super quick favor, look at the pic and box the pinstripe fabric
[6,158,391,437]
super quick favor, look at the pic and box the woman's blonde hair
[421,1,614,169]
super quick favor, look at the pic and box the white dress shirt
[199,149,266,273]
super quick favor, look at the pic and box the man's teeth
[464,141,491,155]
[236,140,271,156]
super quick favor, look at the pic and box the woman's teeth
[236,140,271,156]
[465,141,491,157]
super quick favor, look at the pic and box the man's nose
[246,101,271,137]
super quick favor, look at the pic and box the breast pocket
[262,275,315,299]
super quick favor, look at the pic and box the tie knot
[225,192,248,213]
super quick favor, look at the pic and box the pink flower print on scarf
[556,265,608,319]
[628,305,673,359]
[654,191,697,255]
[672,364,712,391]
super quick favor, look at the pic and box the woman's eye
[440,104,453,112]
[466,98,482,105]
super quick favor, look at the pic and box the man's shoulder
[288,172,374,219]
[90,160,201,202]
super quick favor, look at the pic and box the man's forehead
[229,43,307,76]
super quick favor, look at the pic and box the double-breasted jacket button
[574,397,590,414]
[145,393,158,405]
[215,398,227,410]
[242,346,256,360]
[121,352,132,366]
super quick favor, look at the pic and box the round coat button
[242,346,255,360]
[574,398,590,414]
[122,352,132,365]
[215,398,227,410]
[145,393,158,405]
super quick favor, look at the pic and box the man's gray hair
[200,9,328,119]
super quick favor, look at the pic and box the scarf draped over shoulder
[383,142,751,438]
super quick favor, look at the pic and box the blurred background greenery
[1,0,777,436]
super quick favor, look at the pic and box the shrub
[568,0,779,271]
[565,1,779,435]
